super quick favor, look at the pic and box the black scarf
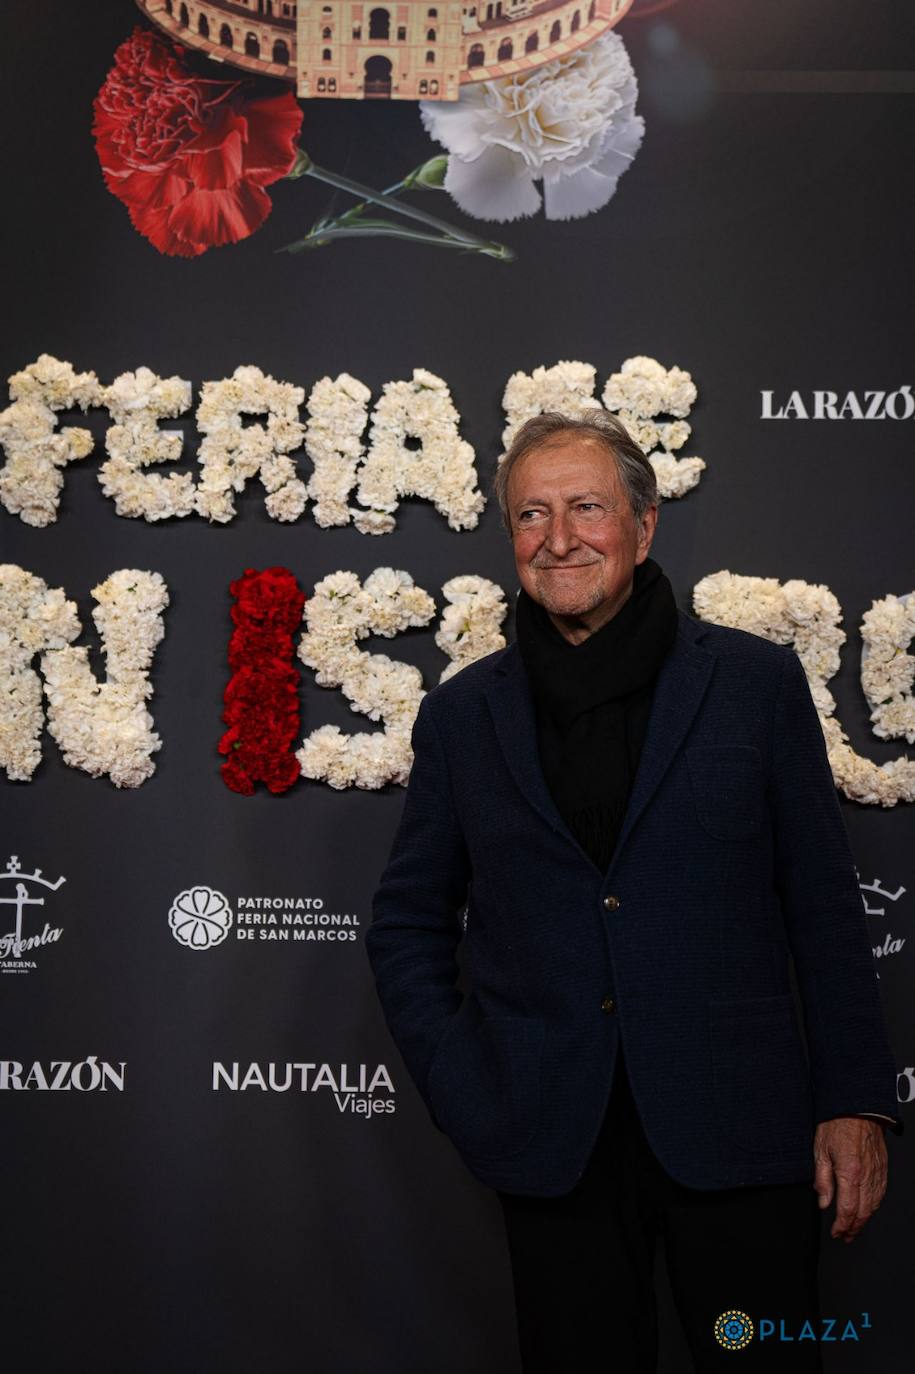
[514,557,679,873]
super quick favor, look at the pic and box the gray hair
[492,410,659,535]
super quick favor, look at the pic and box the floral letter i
[219,567,306,795]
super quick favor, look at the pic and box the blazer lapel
[609,614,716,873]
[485,611,717,877]
[485,640,572,846]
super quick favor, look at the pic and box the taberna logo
[0,854,65,974]
[858,871,908,977]
[760,388,915,420]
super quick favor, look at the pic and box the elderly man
[365,411,901,1372]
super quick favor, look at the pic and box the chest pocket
[686,744,764,841]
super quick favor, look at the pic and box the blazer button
[601,995,616,1013]
[603,895,620,911]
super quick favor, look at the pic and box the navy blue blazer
[365,608,901,1196]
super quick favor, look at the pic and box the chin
[525,567,608,617]
[542,592,603,619]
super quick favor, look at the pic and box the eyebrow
[514,491,610,507]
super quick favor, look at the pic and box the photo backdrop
[3,2,914,1370]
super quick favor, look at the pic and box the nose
[543,508,578,557]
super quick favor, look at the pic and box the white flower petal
[542,164,618,221]
[591,113,646,179]
[419,31,643,226]
[444,146,541,223]
[419,92,491,161]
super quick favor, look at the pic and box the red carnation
[219,568,306,796]
[92,26,303,257]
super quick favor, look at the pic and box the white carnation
[0,564,168,787]
[861,592,915,743]
[693,571,915,806]
[419,31,644,223]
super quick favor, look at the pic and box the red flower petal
[166,179,272,251]
[220,568,306,795]
[235,93,303,184]
[92,26,302,257]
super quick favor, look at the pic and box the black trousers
[497,1045,823,1373]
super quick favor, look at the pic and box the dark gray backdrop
[2,2,913,1370]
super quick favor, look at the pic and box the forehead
[507,435,620,500]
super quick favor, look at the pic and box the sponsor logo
[0,854,65,974]
[714,1311,754,1350]
[169,887,360,951]
[761,388,914,420]
[0,1058,126,1091]
[858,871,907,976]
[758,1315,871,1343]
[212,1061,395,1117]
[169,886,232,950]
[897,1067,915,1105]
[713,1310,872,1349]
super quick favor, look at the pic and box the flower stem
[334,176,411,225]
[283,147,512,259]
[283,217,512,260]
[335,156,448,224]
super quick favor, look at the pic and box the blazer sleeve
[768,648,903,1135]
[364,692,470,1112]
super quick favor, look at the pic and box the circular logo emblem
[714,1310,755,1351]
[169,886,233,950]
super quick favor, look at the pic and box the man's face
[506,434,658,637]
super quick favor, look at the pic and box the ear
[635,504,659,560]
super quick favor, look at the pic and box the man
[365,411,901,1372]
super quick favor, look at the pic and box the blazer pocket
[708,993,813,1156]
[427,1007,544,1161]
[686,744,764,840]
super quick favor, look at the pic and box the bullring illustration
[137,0,634,100]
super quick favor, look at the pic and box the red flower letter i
[219,567,305,796]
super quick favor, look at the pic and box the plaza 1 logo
[212,1061,395,1119]
[0,854,65,974]
[168,884,360,952]
[713,1309,873,1348]
[857,870,907,977]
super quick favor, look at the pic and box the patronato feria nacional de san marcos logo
[168,885,233,950]
[168,884,360,951]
